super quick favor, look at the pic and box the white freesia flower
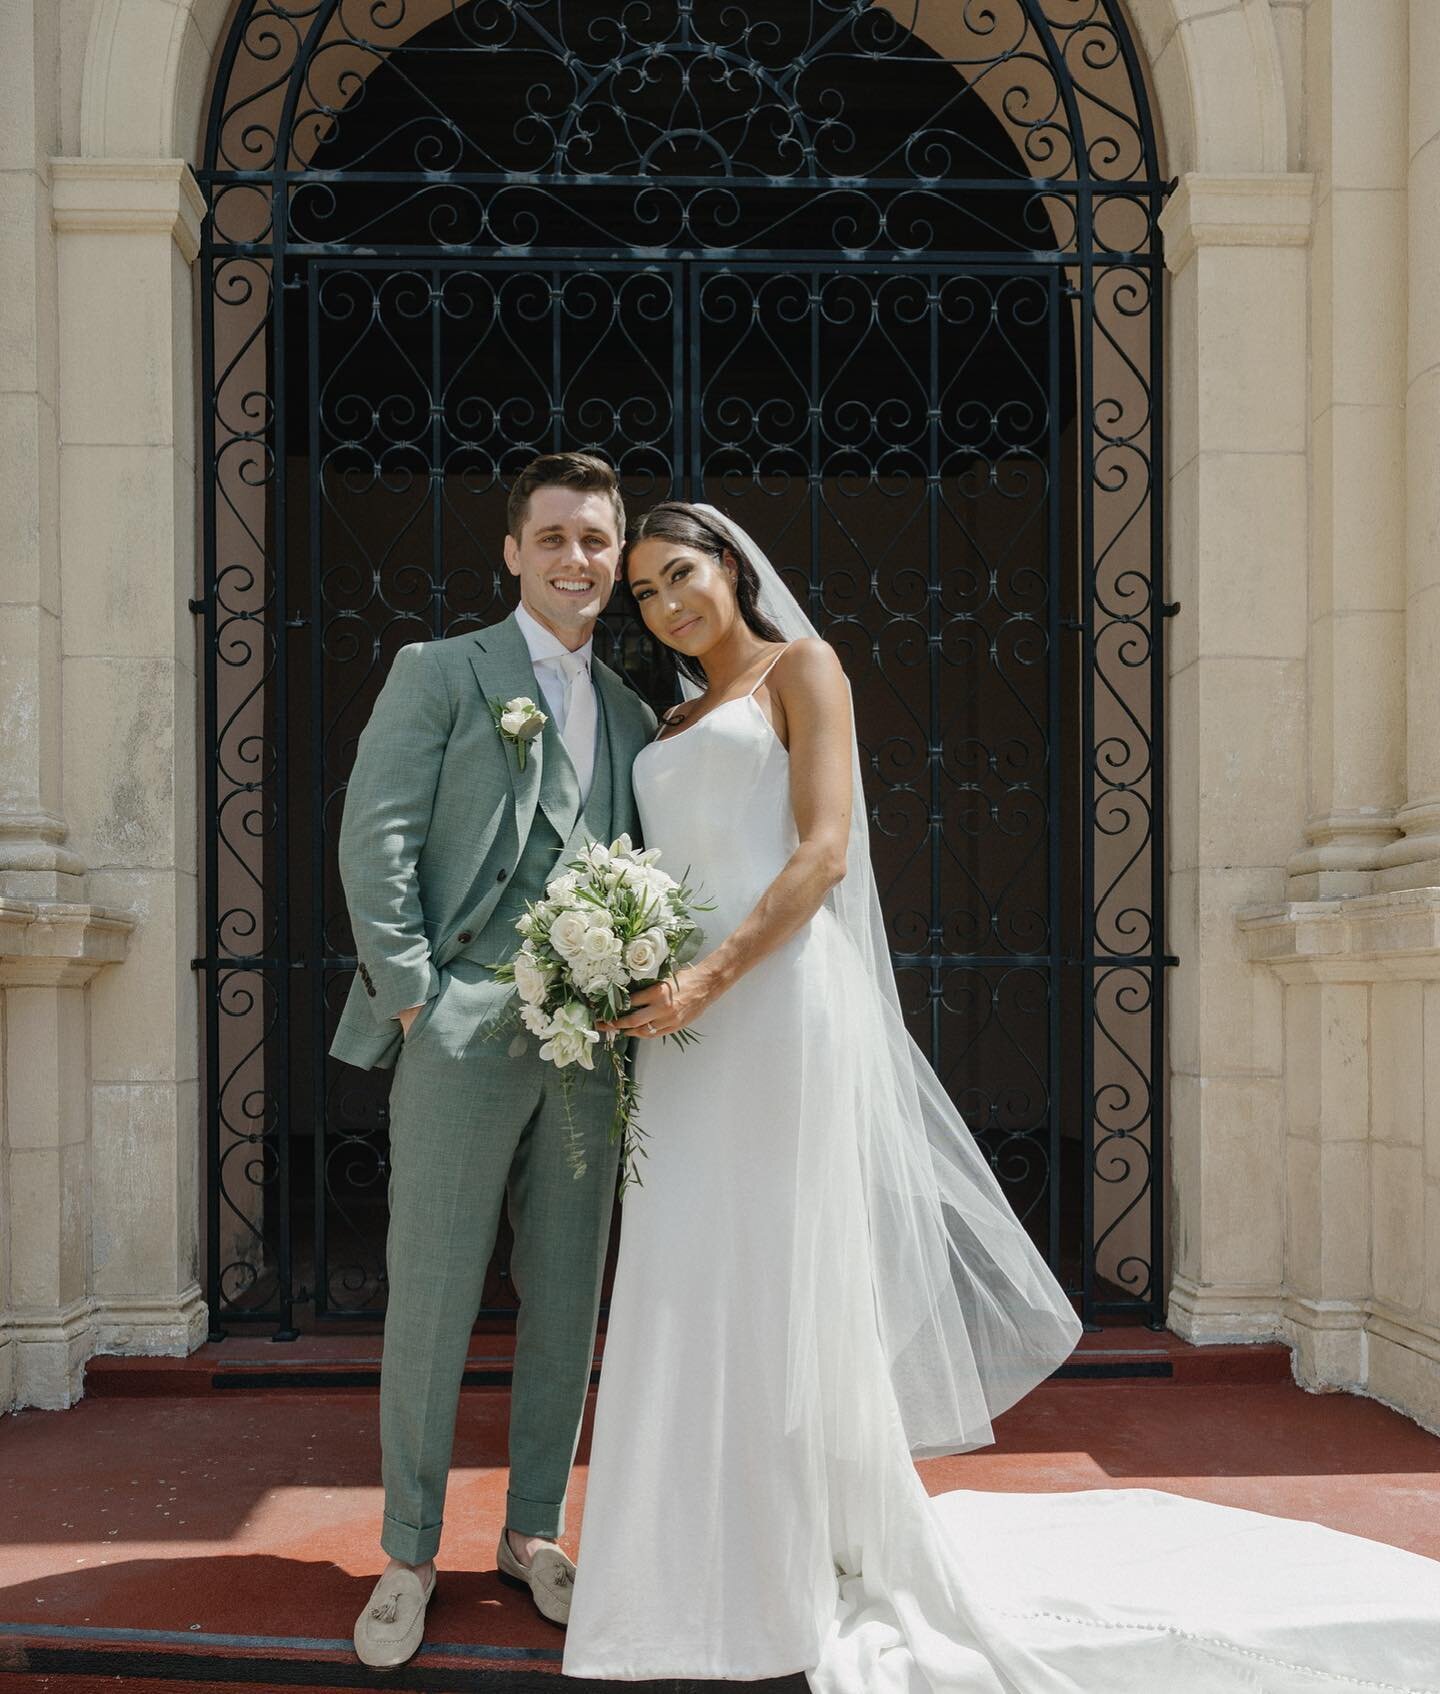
[624,928,669,978]
[546,869,582,903]
[512,949,553,1006]
[550,909,593,960]
[519,1001,555,1037]
[625,865,678,910]
[539,1002,600,1070]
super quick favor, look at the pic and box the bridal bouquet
[493,833,710,1190]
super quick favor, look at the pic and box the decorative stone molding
[1286,815,1403,899]
[50,159,208,265]
[5,1298,96,1412]
[1167,1273,1286,1345]
[0,813,87,880]
[1240,887,1440,982]
[1377,802,1440,892]
[1281,1295,1368,1392]
[1,901,134,1413]
[92,1287,209,1359]
[1238,890,1440,1429]
[0,897,133,987]
[1158,172,1315,274]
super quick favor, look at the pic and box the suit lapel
[467,614,544,849]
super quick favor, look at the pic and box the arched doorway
[196,0,1169,1337]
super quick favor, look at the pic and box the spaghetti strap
[745,644,791,697]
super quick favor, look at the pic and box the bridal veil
[689,506,1083,1461]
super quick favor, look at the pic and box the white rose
[579,924,622,963]
[545,869,581,902]
[624,928,669,978]
[512,949,553,1006]
[500,697,545,740]
[520,1001,555,1037]
[549,909,592,960]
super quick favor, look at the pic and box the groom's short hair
[507,452,625,544]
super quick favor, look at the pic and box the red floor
[3,1336,1439,1688]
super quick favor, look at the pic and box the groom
[331,452,657,1668]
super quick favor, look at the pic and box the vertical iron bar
[671,264,684,499]
[1077,185,1098,1330]
[308,261,328,1320]
[928,277,942,1078]
[688,266,702,502]
[809,274,821,638]
[432,267,444,637]
[1148,192,1169,1326]
[201,205,224,1342]
[271,182,296,1341]
[552,267,564,455]
[1046,268,1064,1281]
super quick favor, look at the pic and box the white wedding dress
[562,671,1440,1692]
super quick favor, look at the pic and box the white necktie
[554,650,596,802]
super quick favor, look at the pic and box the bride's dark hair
[623,502,788,689]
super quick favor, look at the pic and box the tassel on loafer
[353,1565,436,1667]
[496,1531,575,1627]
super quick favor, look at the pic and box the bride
[560,502,1440,1691]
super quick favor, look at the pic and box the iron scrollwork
[197,0,1169,1334]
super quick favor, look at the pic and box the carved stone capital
[0,897,133,988]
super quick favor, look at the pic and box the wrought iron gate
[196,0,1170,1336]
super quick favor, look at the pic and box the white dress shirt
[514,600,597,801]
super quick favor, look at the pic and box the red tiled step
[84,1325,1294,1398]
[5,1378,1437,1691]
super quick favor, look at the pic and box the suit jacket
[329,613,658,1071]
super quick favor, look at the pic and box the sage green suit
[332,614,656,1563]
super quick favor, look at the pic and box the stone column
[1,901,131,1407]
[1378,0,1440,889]
[47,159,208,1379]
[0,0,83,896]
[1243,888,1440,1418]
[1288,0,1409,897]
[1159,174,1313,1342]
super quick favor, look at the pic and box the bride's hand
[599,968,709,1038]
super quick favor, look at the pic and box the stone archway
[15,0,1313,1398]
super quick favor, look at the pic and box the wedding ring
[645,1021,657,1035]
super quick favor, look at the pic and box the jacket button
[496,868,508,883]
[457,930,473,944]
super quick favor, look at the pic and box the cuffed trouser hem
[380,1510,443,1566]
[505,1490,565,1539]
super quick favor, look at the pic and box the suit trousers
[377,959,622,1564]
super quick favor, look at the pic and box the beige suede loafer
[496,1531,574,1626]
[353,1565,436,1668]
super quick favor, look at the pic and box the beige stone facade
[2,0,1439,1429]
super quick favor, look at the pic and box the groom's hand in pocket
[396,1002,424,1039]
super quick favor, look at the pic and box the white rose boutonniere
[489,694,546,770]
